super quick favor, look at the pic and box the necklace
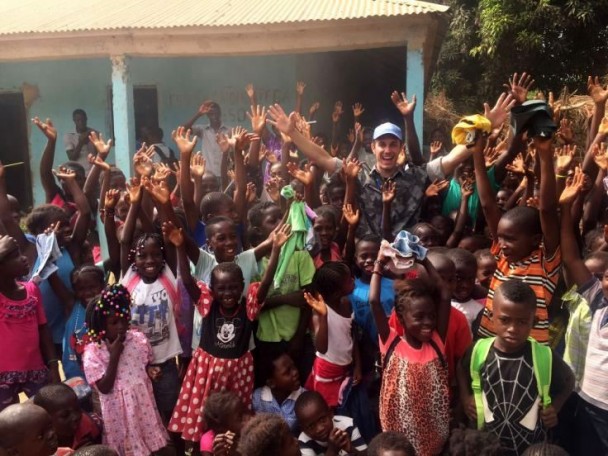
[218,301,241,319]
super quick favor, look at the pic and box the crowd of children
[1,73,608,456]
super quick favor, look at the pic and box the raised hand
[262,145,278,164]
[390,91,416,117]
[556,118,574,144]
[152,162,173,183]
[430,141,443,157]
[342,204,360,226]
[265,178,281,203]
[484,93,516,129]
[197,100,214,116]
[352,102,365,119]
[354,122,363,142]
[425,179,449,197]
[382,180,397,204]
[587,76,608,105]
[461,179,475,198]
[142,176,170,205]
[190,152,206,177]
[246,105,267,135]
[104,188,121,209]
[88,154,111,171]
[296,81,306,96]
[483,146,501,168]
[287,162,313,186]
[245,182,257,204]
[332,101,344,123]
[526,196,540,209]
[216,132,231,153]
[133,145,154,177]
[162,221,184,247]
[599,117,608,136]
[555,144,576,173]
[592,143,608,170]
[308,101,320,118]
[126,177,142,204]
[304,291,327,316]
[32,117,57,141]
[559,166,584,205]
[295,114,312,140]
[505,153,526,175]
[234,130,259,152]
[343,157,361,180]
[53,166,76,181]
[397,147,407,166]
[88,131,113,158]
[504,72,534,105]
[172,126,198,155]
[267,104,297,136]
[273,223,292,248]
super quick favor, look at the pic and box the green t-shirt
[441,166,500,224]
[256,250,315,342]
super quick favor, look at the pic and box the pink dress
[83,330,168,456]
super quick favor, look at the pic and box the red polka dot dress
[168,282,260,442]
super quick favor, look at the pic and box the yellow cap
[451,114,492,145]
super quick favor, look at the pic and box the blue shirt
[350,277,395,345]
[62,301,87,379]
[252,386,305,433]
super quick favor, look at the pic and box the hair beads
[85,283,132,343]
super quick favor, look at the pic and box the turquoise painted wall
[0,55,296,206]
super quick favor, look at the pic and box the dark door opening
[0,93,32,210]
[134,86,159,142]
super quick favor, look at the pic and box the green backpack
[470,337,552,430]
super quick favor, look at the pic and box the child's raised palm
[172,126,197,155]
[162,221,184,247]
[342,204,360,226]
[287,162,312,186]
[32,117,57,141]
[265,179,281,203]
[272,223,292,248]
[559,167,584,205]
[304,291,327,316]
[505,154,525,175]
[382,180,397,203]
[53,166,76,181]
[555,144,576,172]
[343,157,361,180]
[88,153,111,171]
[592,143,608,170]
[89,131,112,158]
[104,188,120,209]
[143,178,170,204]
[126,177,142,203]
[133,148,154,177]
[152,163,172,183]
[246,105,267,135]
[352,102,365,118]
[425,179,448,197]
[332,101,344,123]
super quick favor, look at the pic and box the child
[445,248,485,329]
[82,284,170,455]
[474,249,496,289]
[521,443,569,456]
[311,207,342,268]
[304,262,360,408]
[446,426,503,456]
[457,280,574,455]
[0,235,60,411]
[33,384,101,450]
[559,172,608,454]
[370,249,451,455]
[199,391,249,456]
[72,445,119,456]
[295,390,367,456]
[63,266,105,380]
[411,223,441,248]
[473,136,561,345]
[0,403,58,456]
[367,432,414,456]
[166,221,290,443]
[252,351,305,433]
[238,413,301,456]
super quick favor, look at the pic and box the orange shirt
[478,242,561,345]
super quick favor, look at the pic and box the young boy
[458,280,574,455]
[558,172,608,454]
[252,351,305,433]
[446,248,485,330]
[0,403,59,456]
[473,136,561,345]
[295,391,367,456]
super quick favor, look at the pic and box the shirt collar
[369,165,406,180]
[260,386,303,402]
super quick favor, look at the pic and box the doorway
[0,92,32,210]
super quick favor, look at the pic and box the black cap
[511,100,556,138]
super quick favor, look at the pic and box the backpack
[470,337,552,429]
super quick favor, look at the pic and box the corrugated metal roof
[0,0,448,36]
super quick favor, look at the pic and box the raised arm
[295,81,306,115]
[183,101,212,131]
[173,127,199,232]
[163,221,201,302]
[268,104,338,174]
[391,91,423,166]
[33,117,61,202]
[371,250,390,344]
[246,105,267,170]
[342,204,359,265]
[560,168,592,288]
[120,178,142,276]
[257,224,291,305]
[534,137,560,257]
[472,137,501,239]
[304,292,329,354]
[421,257,451,342]
[83,132,112,201]
[381,181,396,241]
[102,189,121,279]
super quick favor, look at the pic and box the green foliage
[431,0,608,113]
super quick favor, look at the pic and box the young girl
[199,391,249,456]
[0,235,60,411]
[82,284,169,455]
[63,265,105,380]
[310,207,342,268]
[304,261,360,408]
[118,177,183,423]
[370,250,451,456]
[165,221,290,443]
[238,413,301,456]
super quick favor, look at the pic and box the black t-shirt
[201,300,252,359]
[461,341,571,456]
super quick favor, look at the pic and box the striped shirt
[298,415,367,456]
[478,242,561,345]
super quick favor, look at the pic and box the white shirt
[191,124,230,177]
[316,305,353,366]
[451,298,484,330]
[63,131,96,172]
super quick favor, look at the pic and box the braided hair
[128,232,166,272]
[85,284,131,343]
